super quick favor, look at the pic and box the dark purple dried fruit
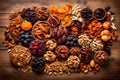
[31,57,45,72]
[79,48,93,64]
[94,8,106,20]
[29,40,45,56]
[20,7,38,25]
[105,6,111,12]
[81,8,93,20]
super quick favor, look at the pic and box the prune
[105,6,111,12]
[20,7,38,25]
[94,8,106,20]
[81,8,93,20]
[19,31,34,47]
[66,35,78,48]
[79,48,93,64]
[31,57,46,72]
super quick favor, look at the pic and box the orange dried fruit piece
[91,20,98,26]
[66,3,72,8]
[103,21,110,29]
[21,20,32,31]
[49,5,58,15]
[71,27,78,31]
[66,20,72,26]
[58,7,67,14]
[95,22,102,28]
[16,8,22,13]
[101,35,109,41]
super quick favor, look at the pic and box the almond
[90,59,95,67]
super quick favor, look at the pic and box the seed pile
[3,4,118,75]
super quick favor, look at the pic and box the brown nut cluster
[69,47,80,55]
[18,65,32,73]
[55,45,69,58]
[51,26,68,44]
[78,34,92,48]
[32,21,51,40]
[46,39,57,51]
[87,20,103,38]
[90,39,103,52]
[9,16,23,38]
[80,61,100,74]
[110,28,118,41]
[94,51,108,65]
[80,63,91,74]
[44,61,70,75]
[44,51,56,62]
[36,7,49,21]
[67,55,80,68]
[9,45,31,67]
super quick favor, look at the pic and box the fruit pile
[3,4,118,75]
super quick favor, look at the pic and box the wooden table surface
[0,0,120,80]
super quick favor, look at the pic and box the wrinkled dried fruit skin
[51,26,68,44]
[55,45,69,58]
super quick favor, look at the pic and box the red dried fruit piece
[58,38,62,44]
[48,15,60,27]
[62,34,67,42]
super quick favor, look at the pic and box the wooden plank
[0,27,6,47]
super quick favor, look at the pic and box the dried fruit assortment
[3,4,118,75]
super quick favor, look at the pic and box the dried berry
[20,7,38,25]
[81,8,93,20]
[94,8,106,20]
[31,57,45,72]
[29,40,45,56]
[79,48,93,64]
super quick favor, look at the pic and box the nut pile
[9,45,31,67]
[45,39,57,51]
[44,51,56,62]
[55,45,69,59]
[69,47,80,55]
[36,7,49,21]
[94,51,108,65]
[90,39,103,52]
[67,55,80,68]
[44,61,70,75]
[3,4,118,75]
[78,34,92,48]
[71,5,83,22]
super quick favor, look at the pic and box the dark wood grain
[0,0,120,80]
